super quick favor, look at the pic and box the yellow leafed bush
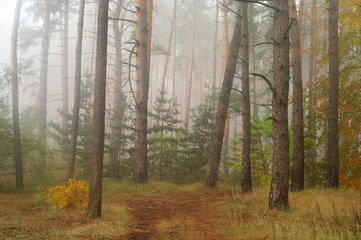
[45,179,89,210]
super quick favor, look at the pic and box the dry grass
[0,180,360,239]
[219,185,361,240]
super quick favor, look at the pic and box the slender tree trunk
[61,0,69,162]
[307,0,317,162]
[11,0,23,190]
[327,0,339,188]
[134,0,150,184]
[147,0,153,62]
[109,0,124,179]
[268,0,290,211]
[66,0,85,180]
[212,0,219,88]
[240,2,252,193]
[290,0,305,192]
[38,0,51,140]
[184,0,196,127]
[172,9,177,112]
[160,0,177,92]
[204,3,243,188]
[87,0,109,219]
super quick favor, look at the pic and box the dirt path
[126,188,225,240]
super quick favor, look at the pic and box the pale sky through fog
[0,1,15,66]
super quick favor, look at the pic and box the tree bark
[61,0,69,163]
[87,0,109,219]
[240,2,252,193]
[307,0,317,163]
[134,0,150,184]
[204,3,243,188]
[326,0,339,188]
[268,0,290,211]
[290,0,305,192]
[66,0,85,180]
[11,0,24,190]
[38,0,51,140]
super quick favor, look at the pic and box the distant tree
[268,0,291,211]
[87,0,109,219]
[11,0,24,190]
[134,0,150,184]
[38,0,51,140]
[67,0,85,180]
[204,3,243,188]
[290,0,305,192]
[326,0,339,188]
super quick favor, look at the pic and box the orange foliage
[45,179,89,210]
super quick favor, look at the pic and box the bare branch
[250,72,276,93]
[233,0,279,11]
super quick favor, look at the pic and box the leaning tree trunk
[38,0,51,141]
[134,0,150,184]
[290,0,305,192]
[326,0,339,188]
[160,0,177,92]
[61,0,69,163]
[11,0,24,190]
[240,2,252,193]
[268,0,290,211]
[87,0,109,219]
[66,0,85,180]
[204,3,243,188]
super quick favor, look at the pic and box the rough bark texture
[11,0,24,190]
[268,0,290,211]
[307,0,317,163]
[61,0,69,162]
[240,2,252,193]
[109,0,124,179]
[327,0,339,188]
[87,0,109,219]
[204,4,243,188]
[134,0,150,184]
[66,0,85,180]
[290,0,305,192]
[38,0,51,140]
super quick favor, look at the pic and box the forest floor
[0,180,360,240]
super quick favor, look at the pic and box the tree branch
[233,0,279,11]
[250,73,276,93]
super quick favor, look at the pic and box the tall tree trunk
[204,3,243,188]
[160,0,177,92]
[307,0,317,163]
[11,0,24,190]
[66,0,85,180]
[268,0,290,211]
[290,0,305,192]
[212,0,219,88]
[240,2,252,193]
[147,0,153,62]
[61,0,69,162]
[87,0,109,219]
[38,0,51,141]
[134,0,150,184]
[184,0,196,127]
[109,0,124,179]
[172,8,177,112]
[327,0,339,188]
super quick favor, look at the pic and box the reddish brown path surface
[126,188,225,240]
